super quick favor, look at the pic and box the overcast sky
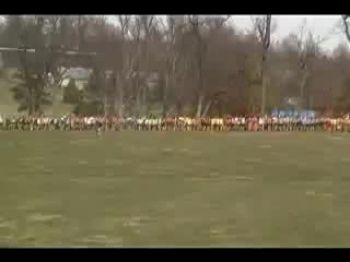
[230,15,347,53]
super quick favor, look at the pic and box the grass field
[1,131,350,247]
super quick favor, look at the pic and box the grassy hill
[0,69,18,115]
[0,69,74,116]
[0,68,168,117]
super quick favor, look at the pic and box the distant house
[129,71,160,90]
[60,67,93,90]
[146,72,160,89]
[59,68,160,93]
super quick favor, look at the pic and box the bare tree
[116,15,131,118]
[293,22,324,109]
[342,15,350,43]
[201,16,232,117]
[76,16,89,51]
[139,15,155,116]
[204,15,231,32]
[159,16,186,117]
[4,15,350,118]
[187,15,206,117]
[252,15,272,115]
[129,16,143,117]
[10,16,51,115]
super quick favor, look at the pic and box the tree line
[0,15,350,117]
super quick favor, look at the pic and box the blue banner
[271,110,316,119]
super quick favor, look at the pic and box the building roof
[62,67,93,81]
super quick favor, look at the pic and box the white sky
[229,15,348,52]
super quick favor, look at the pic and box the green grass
[0,75,19,115]
[0,70,73,116]
[0,131,350,247]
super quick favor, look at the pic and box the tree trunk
[103,94,108,117]
[102,75,108,117]
[196,93,204,118]
[202,100,212,117]
[261,75,266,115]
[260,55,267,116]
[195,32,204,118]
[175,96,183,116]
[142,86,148,116]
[162,74,169,118]
[22,49,34,116]
[300,70,309,109]
[117,73,124,118]
[135,82,142,117]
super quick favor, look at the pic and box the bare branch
[148,16,154,31]
[252,15,272,50]
[188,15,199,27]
[264,15,271,49]
[342,15,350,43]
[118,15,131,38]
[130,16,141,41]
